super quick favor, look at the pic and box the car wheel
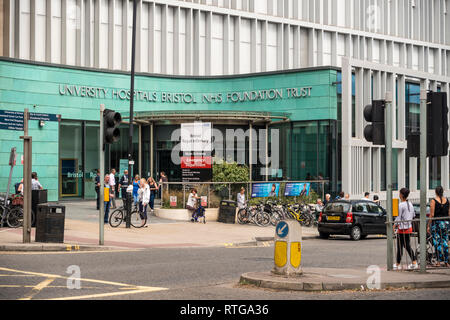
[350,225,362,241]
[319,231,329,239]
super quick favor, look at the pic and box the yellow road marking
[19,277,56,300]
[47,287,168,300]
[0,249,142,255]
[0,267,168,300]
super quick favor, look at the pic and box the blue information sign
[0,110,58,131]
[0,110,24,131]
[284,183,310,197]
[276,221,289,238]
[251,183,280,198]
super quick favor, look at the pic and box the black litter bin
[218,200,237,224]
[32,189,48,227]
[35,203,65,243]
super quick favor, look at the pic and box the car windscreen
[323,202,351,213]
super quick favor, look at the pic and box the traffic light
[427,92,449,157]
[363,100,385,145]
[103,109,122,144]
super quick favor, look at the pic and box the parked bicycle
[237,203,271,227]
[109,203,147,228]
[0,194,34,228]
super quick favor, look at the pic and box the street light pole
[127,0,137,229]
[385,92,394,271]
[99,104,105,245]
[419,88,427,273]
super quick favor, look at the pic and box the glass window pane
[60,121,83,198]
[84,123,99,199]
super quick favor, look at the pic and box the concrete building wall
[1,0,450,77]
[0,0,4,56]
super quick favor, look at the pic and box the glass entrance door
[59,121,83,198]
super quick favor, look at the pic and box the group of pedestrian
[97,169,168,228]
[14,172,44,195]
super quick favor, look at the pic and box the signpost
[19,109,32,243]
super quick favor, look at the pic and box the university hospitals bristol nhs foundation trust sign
[53,67,338,122]
[58,84,313,105]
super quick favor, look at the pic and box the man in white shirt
[31,172,43,190]
[109,169,117,208]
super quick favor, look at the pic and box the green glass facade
[0,58,340,201]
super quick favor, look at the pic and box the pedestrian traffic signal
[103,109,122,144]
[363,100,385,145]
[427,92,449,157]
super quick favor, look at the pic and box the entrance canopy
[122,110,291,125]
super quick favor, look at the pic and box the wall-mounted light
[39,120,45,127]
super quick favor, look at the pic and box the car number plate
[327,216,340,221]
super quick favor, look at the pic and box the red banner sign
[181,156,212,169]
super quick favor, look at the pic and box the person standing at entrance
[95,170,100,210]
[158,172,168,199]
[394,188,418,270]
[109,169,117,209]
[103,175,111,224]
[119,170,129,207]
[148,177,158,213]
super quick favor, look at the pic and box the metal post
[419,88,427,273]
[127,0,138,228]
[249,122,253,191]
[385,92,394,271]
[19,109,32,243]
[99,105,105,245]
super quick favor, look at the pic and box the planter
[154,208,220,222]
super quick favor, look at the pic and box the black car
[317,200,386,241]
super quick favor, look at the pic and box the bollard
[272,220,303,276]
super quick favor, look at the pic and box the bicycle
[0,194,34,228]
[280,202,313,227]
[109,203,147,228]
[237,204,270,227]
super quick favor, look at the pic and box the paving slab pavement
[0,200,320,251]
[240,267,450,291]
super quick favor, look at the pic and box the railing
[158,180,329,209]
[386,216,450,270]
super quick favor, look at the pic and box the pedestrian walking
[147,177,159,212]
[361,192,370,200]
[119,169,130,206]
[137,178,150,228]
[393,188,418,270]
[428,186,450,267]
[94,170,100,210]
[132,175,140,208]
[103,175,111,224]
[109,169,117,209]
[237,187,247,210]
